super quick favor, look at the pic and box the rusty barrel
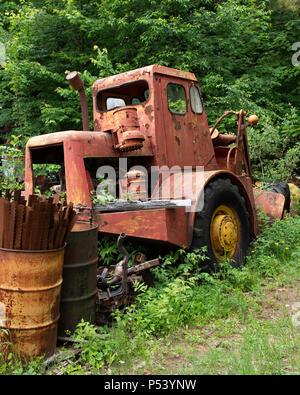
[58,220,98,337]
[0,246,65,361]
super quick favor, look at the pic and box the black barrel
[58,220,98,337]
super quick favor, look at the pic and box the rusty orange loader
[25,65,290,270]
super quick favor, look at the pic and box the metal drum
[58,220,98,337]
[0,246,65,361]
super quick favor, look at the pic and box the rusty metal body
[0,246,64,360]
[58,220,98,337]
[24,64,285,249]
[0,192,76,251]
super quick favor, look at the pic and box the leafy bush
[250,215,300,259]
[115,277,200,337]
[247,108,300,181]
[0,134,24,193]
[0,0,299,182]
[97,234,147,267]
[0,0,299,374]
[67,321,120,371]
[152,247,208,282]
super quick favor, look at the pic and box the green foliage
[0,134,24,193]
[1,214,299,374]
[0,330,46,375]
[152,246,208,282]
[0,0,299,181]
[98,234,123,266]
[98,233,147,267]
[247,108,300,181]
[90,176,118,206]
[248,215,300,279]
[67,320,119,371]
[116,277,200,337]
[60,319,150,374]
[0,0,299,375]
[252,215,300,257]
[32,163,61,179]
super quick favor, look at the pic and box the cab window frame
[166,83,187,116]
[95,79,150,113]
[189,84,204,115]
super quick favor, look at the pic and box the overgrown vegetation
[58,215,300,375]
[0,0,299,375]
[0,134,24,193]
[1,213,299,374]
[0,0,299,182]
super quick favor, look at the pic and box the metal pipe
[210,110,238,136]
[66,71,90,131]
[212,133,237,146]
[117,233,129,291]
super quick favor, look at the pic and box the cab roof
[92,64,198,91]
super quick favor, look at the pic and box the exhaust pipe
[66,71,90,131]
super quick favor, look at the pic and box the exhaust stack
[66,71,90,131]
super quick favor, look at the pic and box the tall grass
[178,313,300,375]
[60,215,300,374]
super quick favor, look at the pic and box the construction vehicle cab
[25,64,287,268]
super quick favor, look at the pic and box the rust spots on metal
[0,191,76,250]
[112,107,145,152]
[23,64,281,251]
[254,189,285,220]
[66,71,90,131]
[171,114,181,131]
[144,105,154,121]
[95,208,188,247]
[174,120,181,130]
[0,246,65,361]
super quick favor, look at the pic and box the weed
[152,247,208,283]
[1,214,299,375]
[97,233,147,267]
[0,135,24,194]
[195,316,300,375]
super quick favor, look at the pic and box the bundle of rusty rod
[0,190,77,250]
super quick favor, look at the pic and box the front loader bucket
[254,189,286,220]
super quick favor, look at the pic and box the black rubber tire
[267,180,290,217]
[191,178,250,270]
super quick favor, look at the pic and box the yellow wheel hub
[210,205,240,260]
[282,209,288,219]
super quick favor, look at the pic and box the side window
[106,97,126,110]
[190,85,203,114]
[167,83,187,115]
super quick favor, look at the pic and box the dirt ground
[48,279,300,375]
[127,279,300,375]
